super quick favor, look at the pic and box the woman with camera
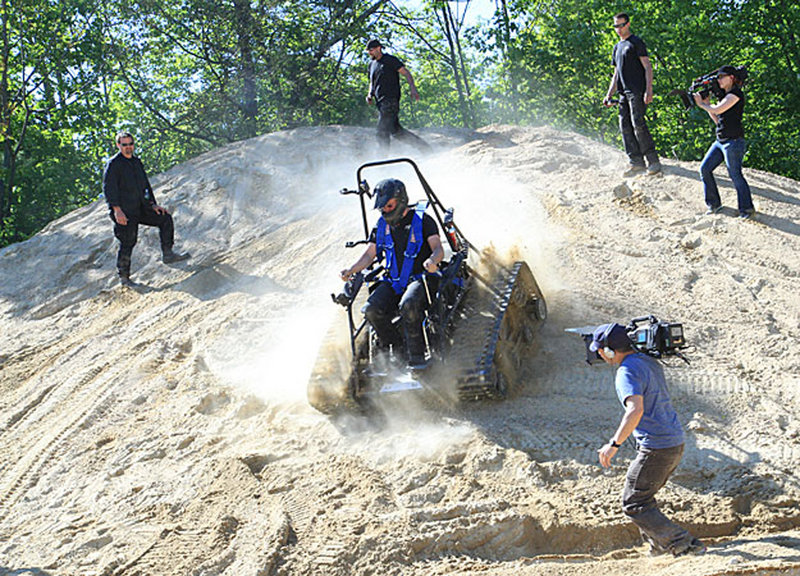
[694,65,755,219]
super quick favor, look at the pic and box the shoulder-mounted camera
[566,315,689,365]
[669,66,748,110]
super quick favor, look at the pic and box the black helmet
[373,178,408,224]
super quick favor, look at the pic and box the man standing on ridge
[103,131,190,286]
[592,322,705,557]
[366,39,429,152]
[603,12,662,177]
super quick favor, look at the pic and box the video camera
[566,315,689,365]
[669,66,748,110]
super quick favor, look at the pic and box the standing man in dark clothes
[366,39,429,152]
[103,132,189,286]
[603,13,662,177]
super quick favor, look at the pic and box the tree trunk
[1,0,11,232]
[440,5,471,128]
[234,0,258,138]
[446,3,475,128]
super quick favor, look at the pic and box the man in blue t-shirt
[592,322,705,556]
[602,13,661,176]
[366,39,429,152]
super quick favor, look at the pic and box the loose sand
[1,125,799,575]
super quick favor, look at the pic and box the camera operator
[693,66,755,219]
[592,323,705,557]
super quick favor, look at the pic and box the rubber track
[307,262,545,410]
[451,262,543,401]
[307,292,368,414]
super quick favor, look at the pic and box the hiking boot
[674,538,707,557]
[705,204,723,215]
[119,274,134,287]
[162,249,191,264]
[622,165,646,177]
[646,162,662,175]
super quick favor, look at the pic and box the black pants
[376,98,429,152]
[364,278,437,360]
[622,444,694,554]
[618,91,659,167]
[111,208,174,276]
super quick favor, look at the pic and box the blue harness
[376,202,428,295]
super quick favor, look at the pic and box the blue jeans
[700,138,754,215]
[622,444,695,554]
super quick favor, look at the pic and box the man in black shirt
[366,39,429,152]
[340,178,443,368]
[103,132,189,285]
[603,13,662,176]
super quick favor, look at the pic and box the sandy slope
[1,125,799,576]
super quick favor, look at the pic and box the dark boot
[162,248,190,264]
[119,272,134,286]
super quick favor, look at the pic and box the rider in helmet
[340,178,444,368]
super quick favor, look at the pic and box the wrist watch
[610,440,622,448]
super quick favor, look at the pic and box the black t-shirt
[716,86,745,142]
[612,35,648,94]
[369,207,439,277]
[369,54,404,102]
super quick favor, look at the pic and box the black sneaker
[674,538,707,557]
[162,250,191,264]
[705,205,723,215]
[119,274,134,287]
[738,209,755,220]
[646,162,662,175]
[623,165,646,177]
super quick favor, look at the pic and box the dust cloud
[1,125,800,575]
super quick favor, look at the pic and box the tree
[1,0,108,245]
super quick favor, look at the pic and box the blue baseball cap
[589,323,632,352]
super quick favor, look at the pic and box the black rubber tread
[451,261,545,402]
[307,293,368,414]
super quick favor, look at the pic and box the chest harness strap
[376,201,428,295]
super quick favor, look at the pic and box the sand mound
[1,125,799,575]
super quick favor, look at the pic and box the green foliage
[482,0,800,178]
[2,0,800,249]
[0,0,110,245]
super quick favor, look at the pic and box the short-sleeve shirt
[615,353,685,449]
[716,86,745,143]
[612,35,648,94]
[369,54,404,102]
[369,206,439,277]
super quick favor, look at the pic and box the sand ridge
[0,125,799,575]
